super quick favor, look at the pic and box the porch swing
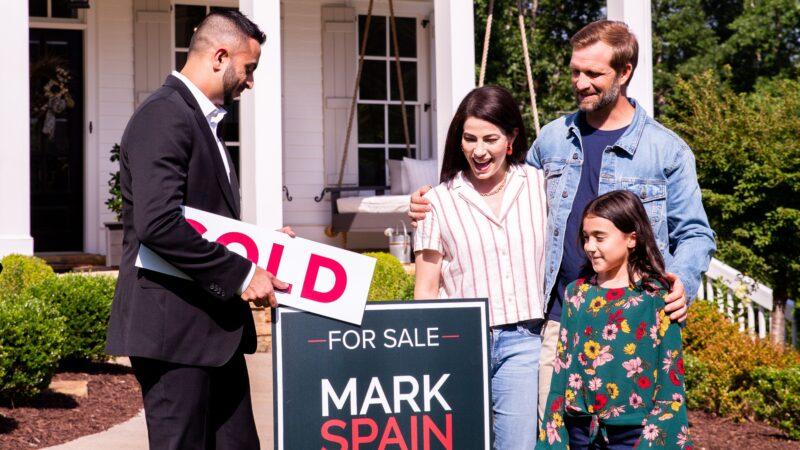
[314,0,541,242]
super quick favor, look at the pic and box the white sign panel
[136,206,376,325]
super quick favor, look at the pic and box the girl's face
[461,117,515,184]
[582,214,637,277]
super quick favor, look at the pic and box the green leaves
[27,274,117,362]
[364,252,414,301]
[663,72,800,298]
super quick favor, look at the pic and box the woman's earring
[506,145,513,155]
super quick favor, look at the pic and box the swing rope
[335,0,412,188]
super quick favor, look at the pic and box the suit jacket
[106,75,256,367]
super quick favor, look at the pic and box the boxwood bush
[0,292,66,401]
[746,366,800,440]
[28,274,117,362]
[0,253,55,294]
[364,252,414,301]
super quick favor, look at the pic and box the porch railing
[696,258,797,346]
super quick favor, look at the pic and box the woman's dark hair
[439,86,528,183]
[579,190,669,291]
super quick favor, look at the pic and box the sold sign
[136,206,376,325]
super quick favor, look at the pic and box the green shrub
[0,292,66,401]
[364,252,414,301]
[683,300,800,419]
[744,366,800,440]
[28,274,116,361]
[0,254,55,294]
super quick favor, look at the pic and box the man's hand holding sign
[136,206,376,325]
[241,226,295,308]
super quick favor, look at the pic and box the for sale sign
[135,206,376,325]
[272,300,491,450]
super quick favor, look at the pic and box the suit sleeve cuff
[237,263,257,295]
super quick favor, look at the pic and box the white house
[0,0,652,260]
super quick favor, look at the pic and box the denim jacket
[526,99,716,306]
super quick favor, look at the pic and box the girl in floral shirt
[539,190,693,449]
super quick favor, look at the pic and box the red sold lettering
[267,243,293,293]
[217,232,259,264]
[301,254,348,303]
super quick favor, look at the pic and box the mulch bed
[689,410,800,450]
[0,367,798,450]
[0,361,142,449]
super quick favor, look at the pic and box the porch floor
[36,252,111,273]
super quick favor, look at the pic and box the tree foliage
[663,72,800,342]
[473,0,604,140]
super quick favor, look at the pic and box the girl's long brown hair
[580,190,669,291]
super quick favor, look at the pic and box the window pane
[358,15,386,57]
[219,102,240,143]
[359,60,386,100]
[226,145,240,179]
[389,17,416,57]
[29,0,47,17]
[210,6,237,13]
[390,61,417,101]
[175,5,206,48]
[389,105,415,145]
[175,52,188,71]
[357,104,384,144]
[52,0,78,18]
[358,148,386,186]
[389,147,415,160]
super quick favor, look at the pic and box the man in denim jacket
[410,20,715,423]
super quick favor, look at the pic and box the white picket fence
[697,258,797,346]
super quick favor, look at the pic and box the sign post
[273,300,491,450]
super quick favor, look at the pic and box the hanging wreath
[30,55,75,141]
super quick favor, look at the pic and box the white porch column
[607,0,654,116]
[239,0,284,230]
[0,1,34,256]
[433,0,475,171]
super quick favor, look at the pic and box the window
[173,3,240,176]
[29,0,83,20]
[357,15,419,187]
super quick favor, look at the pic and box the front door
[29,28,84,252]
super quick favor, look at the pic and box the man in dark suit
[106,10,288,450]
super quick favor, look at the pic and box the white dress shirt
[172,71,256,294]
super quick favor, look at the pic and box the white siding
[280,0,340,245]
[92,0,135,253]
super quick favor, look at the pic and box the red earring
[506,145,513,155]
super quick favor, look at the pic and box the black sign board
[272,300,491,450]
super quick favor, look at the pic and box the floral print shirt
[539,276,693,449]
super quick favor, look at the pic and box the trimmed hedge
[0,253,55,294]
[28,274,117,362]
[364,252,414,301]
[0,292,66,401]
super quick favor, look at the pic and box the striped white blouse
[414,164,548,326]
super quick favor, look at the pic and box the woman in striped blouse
[414,86,548,449]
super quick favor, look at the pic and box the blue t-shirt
[546,115,628,322]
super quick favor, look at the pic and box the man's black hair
[188,10,266,53]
